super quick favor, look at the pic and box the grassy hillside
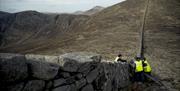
[144,0,180,89]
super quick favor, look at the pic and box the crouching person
[114,53,127,63]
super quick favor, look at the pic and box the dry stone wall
[0,52,130,91]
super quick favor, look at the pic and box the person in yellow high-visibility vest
[134,55,144,83]
[142,57,152,81]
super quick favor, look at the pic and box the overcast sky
[0,0,125,13]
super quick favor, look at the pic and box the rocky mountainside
[0,0,180,90]
[0,11,53,45]
[0,10,89,47]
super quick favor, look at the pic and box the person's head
[118,54,122,57]
[135,54,141,60]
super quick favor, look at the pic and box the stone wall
[0,52,130,91]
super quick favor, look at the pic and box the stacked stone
[0,52,130,91]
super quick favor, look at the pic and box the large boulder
[27,61,59,80]
[75,78,87,89]
[25,54,59,63]
[86,66,100,83]
[22,80,45,91]
[54,78,66,87]
[25,54,60,80]
[52,85,76,91]
[0,53,28,84]
[58,52,101,72]
[81,84,94,91]
[1,82,24,91]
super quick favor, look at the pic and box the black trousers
[144,72,151,82]
[134,72,144,82]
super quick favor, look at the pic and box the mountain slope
[0,11,89,48]
[144,0,180,89]
[88,0,180,89]
[0,11,51,45]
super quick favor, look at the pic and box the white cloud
[0,0,125,13]
[1,0,93,4]
[1,0,123,5]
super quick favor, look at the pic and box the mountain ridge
[74,6,104,15]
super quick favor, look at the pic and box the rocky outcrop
[0,52,130,91]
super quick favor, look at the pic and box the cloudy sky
[0,0,125,13]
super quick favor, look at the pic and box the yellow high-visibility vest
[135,60,143,72]
[143,60,152,72]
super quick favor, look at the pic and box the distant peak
[92,6,104,10]
[73,6,104,15]
[0,11,11,14]
[16,10,40,14]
